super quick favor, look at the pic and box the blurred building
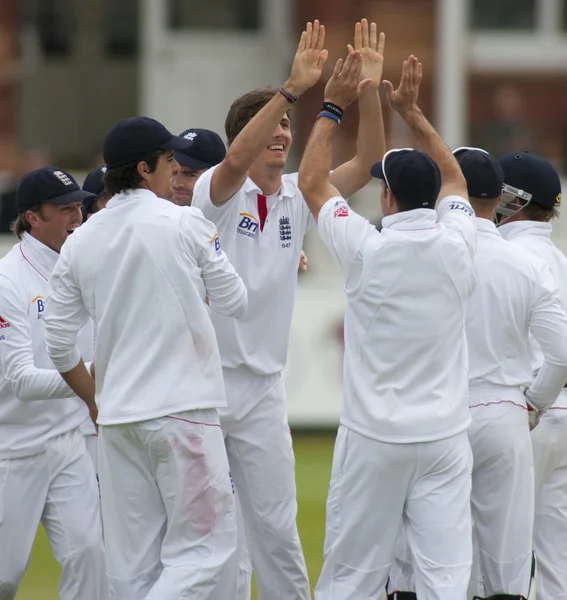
[0,0,566,173]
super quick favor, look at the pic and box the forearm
[330,86,384,198]
[526,361,567,411]
[298,117,339,215]
[401,107,465,193]
[11,366,77,402]
[60,359,96,406]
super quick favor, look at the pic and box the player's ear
[136,160,151,180]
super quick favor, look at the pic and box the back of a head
[453,147,503,212]
[370,149,441,212]
[225,88,283,146]
[497,151,562,223]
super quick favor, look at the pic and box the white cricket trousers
[467,395,534,597]
[531,403,567,600]
[0,427,107,600]
[217,366,309,600]
[315,426,473,600]
[98,408,237,600]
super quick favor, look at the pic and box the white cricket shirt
[0,233,95,459]
[466,218,567,410]
[318,195,477,443]
[44,188,248,425]
[499,220,567,410]
[192,167,314,375]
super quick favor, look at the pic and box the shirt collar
[20,232,59,280]
[498,220,552,241]
[106,188,158,208]
[382,208,438,231]
[243,176,294,200]
[475,217,501,237]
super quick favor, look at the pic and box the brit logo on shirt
[279,216,292,248]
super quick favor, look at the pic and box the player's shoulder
[0,241,23,275]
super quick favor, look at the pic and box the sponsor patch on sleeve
[333,205,350,218]
[447,201,474,217]
[210,233,222,256]
[0,316,10,329]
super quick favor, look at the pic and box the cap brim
[162,135,193,152]
[48,189,95,205]
[370,162,385,179]
[174,152,212,171]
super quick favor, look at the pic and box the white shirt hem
[97,401,226,425]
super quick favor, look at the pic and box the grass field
[16,433,336,600]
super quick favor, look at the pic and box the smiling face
[171,166,207,206]
[26,201,83,253]
[253,115,292,171]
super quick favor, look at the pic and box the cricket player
[82,164,111,219]
[191,19,384,599]
[299,54,476,600]
[497,151,567,600]
[388,148,567,600]
[0,167,107,600]
[172,128,227,206]
[43,116,248,600]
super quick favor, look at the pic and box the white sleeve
[182,208,248,318]
[0,275,76,401]
[317,196,376,280]
[44,242,91,373]
[526,262,567,410]
[191,165,234,223]
[436,195,476,259]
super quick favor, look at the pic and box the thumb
[358,78,373,93]
[318,49,329,67]
[382,80,395,100]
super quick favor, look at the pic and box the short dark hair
[522,202,559,222]
[10,204,44,240]
[103,149,166,195]
[225,88,292,146]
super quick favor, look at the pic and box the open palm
[288,21,329,95]
[350,19,385,87]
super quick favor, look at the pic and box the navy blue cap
[174,129,226,170]
[499,151,562,209]
[103,117,191,169]
[16,167,94,214]
[371,149,441,209]
[453,147,503,199]
[82,165,108,217]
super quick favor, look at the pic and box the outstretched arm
[383,56,467,201]
[299,51,368,220]
[330,19,386,198]
[208,21,328,205]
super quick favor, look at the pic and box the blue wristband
[317,111,340,124]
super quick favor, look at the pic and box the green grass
[16,433,335,599]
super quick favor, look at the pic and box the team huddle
[0,16,565,600]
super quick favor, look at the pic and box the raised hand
[348,19,385,88]
[286,21,329,96]
[383,55,422,116]
[324,51,369,110]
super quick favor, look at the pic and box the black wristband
[321,102,344,120]
[279,87,299,104]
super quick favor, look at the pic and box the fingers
[305,21,313,50]
[358,78,374,93]
[332,57,343,79]
[370,22,378,49]
[399,60,409,91]
[377,31,386,57]
[318,48,329,67]
[354,21,362,51]
[316,23,326,51]
[312,20,321,50]
[347,43,354,54]
[361,18,370,48]
[296,31,306,54]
